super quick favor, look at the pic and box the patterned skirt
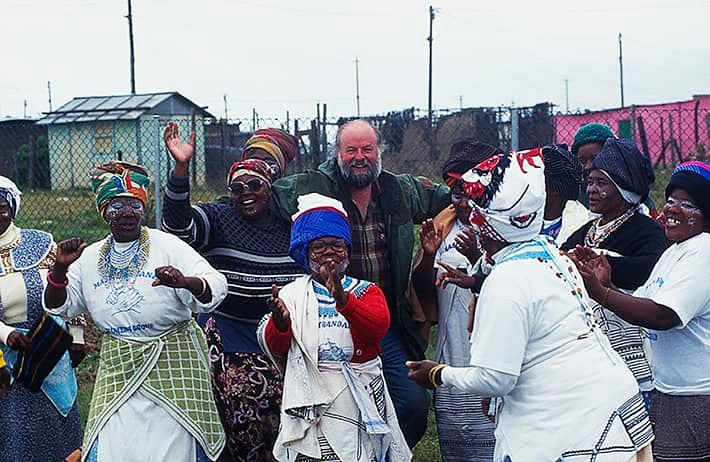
[203,317,283,462]
[0,384,83,462]
[650,390,710,461]
[434,389,496,462]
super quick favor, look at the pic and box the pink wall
[552,96,710,167]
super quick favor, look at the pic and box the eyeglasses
[665,197,700,213]
[310,239,348,255]
[229,178,266,195]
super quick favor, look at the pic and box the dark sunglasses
[229,178,267,195]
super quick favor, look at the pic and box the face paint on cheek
[309,257,350,276]
[688,218,696,227]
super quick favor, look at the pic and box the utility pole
[618,33,624,108]
[126,0,136,94]
[427,6,436,130]
[47,81,53,112]
[355,58,361,117]
[459,95,463,110]
[23,100,27,118]
[223,94,228,121]
[564,78,569,113]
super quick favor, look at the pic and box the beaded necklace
[584,206,637,248]
[97,227,150,315]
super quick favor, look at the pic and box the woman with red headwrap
[162,123,305,461]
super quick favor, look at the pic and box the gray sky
[1,0,708,120]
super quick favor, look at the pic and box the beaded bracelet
[47,271,69,289]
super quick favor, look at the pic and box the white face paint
[309,257,349,276]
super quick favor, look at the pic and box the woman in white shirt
[43,161,228,462]
[407,147,653,462]
[573,160,710,462]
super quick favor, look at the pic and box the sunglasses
[229,178,267,195]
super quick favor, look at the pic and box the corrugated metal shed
[37,92,213,125]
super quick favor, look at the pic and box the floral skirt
[203,317,283,462]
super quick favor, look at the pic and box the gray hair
[333,119,385,155]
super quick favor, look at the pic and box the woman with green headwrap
[43,161,230,461]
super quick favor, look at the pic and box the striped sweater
[162,174,304,325]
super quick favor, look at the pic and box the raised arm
[408,175,451,224]
[161,121,212,249]
[43,238,87,313]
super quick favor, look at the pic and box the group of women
[408,124,709,462]
[0,120,707,462]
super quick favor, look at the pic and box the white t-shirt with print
[469,244,641,461]
[633,232,710,395]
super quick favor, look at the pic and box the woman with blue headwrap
[257,193,411,462]
[0,175,83,461]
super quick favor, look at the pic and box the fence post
[153,115,163,228]
[28,132,36,189]
[511,107,520,151]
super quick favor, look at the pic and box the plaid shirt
[344,192,393,306]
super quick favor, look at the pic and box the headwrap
[591,138,655,205]
[442,139,504,187]
[542,144,583,200]
[571,123,616,155]
[227,158,276,187]
[90,161,150,215]
[289,193,352,270]
[665,161,710,217]
[460,147,546,243]
[241,128,299,176]
[0,176,22,219]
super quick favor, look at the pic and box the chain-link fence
[2,101,709,242]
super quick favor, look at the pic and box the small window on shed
[618,119,632,139]
[95,122,113,154]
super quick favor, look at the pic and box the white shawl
[258,275,411,462]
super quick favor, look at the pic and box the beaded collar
[97,227,151,281]
[584,206,638,248]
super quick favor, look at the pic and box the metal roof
[37,92,213,125]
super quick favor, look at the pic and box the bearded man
[271,119,451,448]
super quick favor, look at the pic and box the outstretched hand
[420,219,443,257]
[163,121,196,164]
[152,265,187,288]
[266,285,291,332]
[568,246,610,300]
[320,261,347,306]
[405,359,439,389]
[435,261,476,289]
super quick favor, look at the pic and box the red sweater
[264,282,390,362]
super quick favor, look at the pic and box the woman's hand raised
[266,285,291,332]
[163,121,195,165]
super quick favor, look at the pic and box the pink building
[552,95,710,167]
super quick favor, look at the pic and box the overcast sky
[1,0,708,121]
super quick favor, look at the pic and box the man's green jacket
[271,157,450,358]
